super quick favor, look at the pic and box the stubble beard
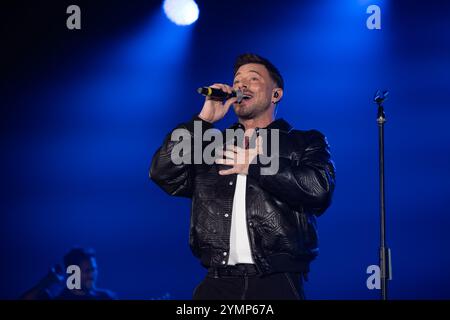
[233,100,270,120]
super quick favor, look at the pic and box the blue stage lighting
[163,0,199,26]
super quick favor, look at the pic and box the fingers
[216,147,249,166]
[224,96,237,109]
[218,168,237,175]
[215,158,236,166]
[225,144,236,152]
[226,144,248,155]
[216,149,235,160]
[208,83,236,113]
[210,83,233,95]
[215,148,237,165]
[211,83,237,109]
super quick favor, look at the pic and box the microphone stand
[374,90,392,300]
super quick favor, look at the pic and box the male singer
[150,53,335,300]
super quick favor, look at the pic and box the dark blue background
[1,0,450,299]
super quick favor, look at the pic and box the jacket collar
[228,118,293,133]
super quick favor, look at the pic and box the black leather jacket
[150,116,335,275]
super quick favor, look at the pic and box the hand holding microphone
[198,83,240,124]
[197,86,243,103]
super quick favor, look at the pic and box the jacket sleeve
[149,115,213,198]
[248,130,336,215]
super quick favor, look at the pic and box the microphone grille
[235,89,243,103]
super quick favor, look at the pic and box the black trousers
[193,267,305,300]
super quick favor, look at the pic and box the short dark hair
[63,247,95,268]
[233,53,284,89]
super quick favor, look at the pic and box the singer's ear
[272,88,283,104]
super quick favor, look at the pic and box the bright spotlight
[163,0,199,26]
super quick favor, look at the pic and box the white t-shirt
[227,174,255,265]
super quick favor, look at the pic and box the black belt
[208,264,260,277]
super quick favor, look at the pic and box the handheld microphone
[197,87,243,103]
